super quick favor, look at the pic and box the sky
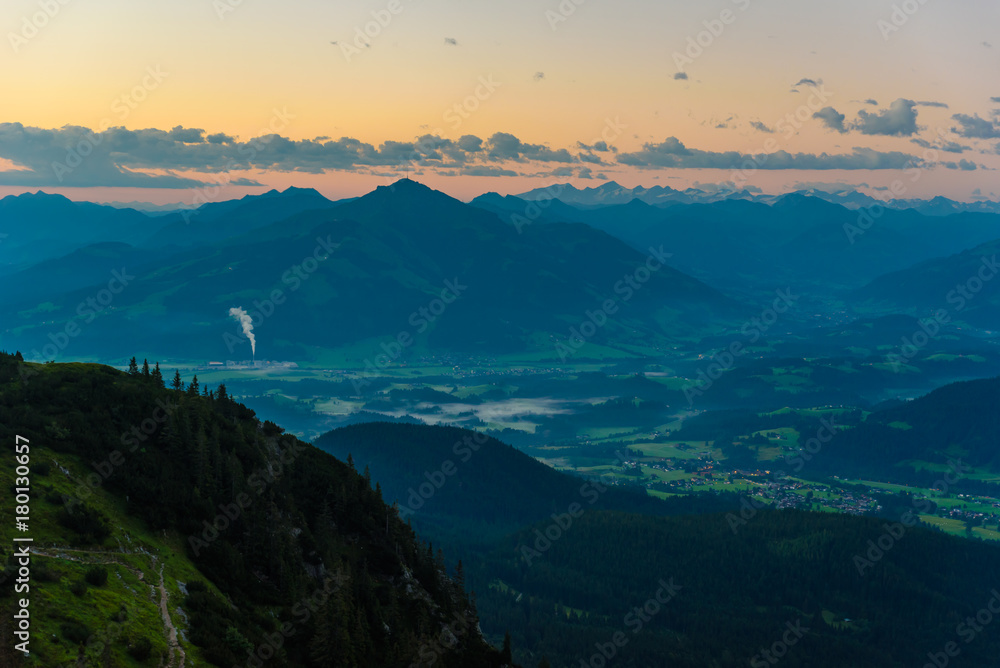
[1,0,998,204]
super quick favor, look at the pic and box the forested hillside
[0,352,511,667]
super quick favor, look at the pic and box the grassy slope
[0,436,211,666]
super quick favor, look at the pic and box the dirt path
[30,546,187,666]
[157,562,187,667]
[30,546,146,581]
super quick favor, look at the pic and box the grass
[0,443,210,666]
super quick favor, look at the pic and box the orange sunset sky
[1,0,998,204]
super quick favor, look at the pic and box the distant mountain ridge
[2,179,742,362]
[855,237,1000,329]
[474,191,1000,294]
[143,186,345,248]
[514,180,1000,214]
[0,191,166,273]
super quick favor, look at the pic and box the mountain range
[1,180,741,362]
[3,179,1000,367]
[515,180,1000,216]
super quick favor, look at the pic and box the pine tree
[152,363,164,388]
[217,382,228,401]
[127,356,139,375]
[141,358,150,377]
[171,370,183,390]
[187,374,200,396]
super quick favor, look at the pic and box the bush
[30,461,50,476]
[60,620,91,644]
[69,580,88,597]
[128,636,153,661]
[85,565,108,586]
[57,503,111,543]
[225,625,253,654]
[33,561,58,582]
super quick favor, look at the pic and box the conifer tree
[171,370,183,390]
[127,356,139,375]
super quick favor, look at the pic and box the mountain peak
[365,178,456,205]
[383,177,433,193]
[9,190,72,204]
[281,185,325,198]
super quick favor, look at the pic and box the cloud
[0,123,218,188]
[793,78,821,88]
[854,98,919,136]
[0,122,950,188]
[864,99,879,106]
[991,97,1000,103]
[910,137,969,153]
[576,152,607,165]
[207,132,235,144]
[952,113,1000,138]
[914,101,949,108]
[940,160,978,171]
[456,134,483,152]
[617,137,919,170]
[0,123,594,189]
[749,121,773,133]
[533,72,545,81]
[458,165,518,177]
[486,132,573,162]
[577,166,594,179]
[813,107,847,133]
[674,72,689,80]
[444,37,458,46]
[577,140,611,152]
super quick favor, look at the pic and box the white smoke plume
[228,307,256,358]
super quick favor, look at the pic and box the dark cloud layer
[0,123,581,188]
[0,121,955,189]
[617,137,919,170]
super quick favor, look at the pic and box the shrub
[60,620,91,644]
[128,636,153,661]
[57,503,111,543]
[85,565,108,586]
